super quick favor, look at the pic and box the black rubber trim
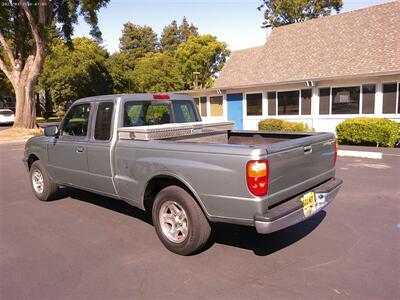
[255,178,342,222]
[314,178,343,193]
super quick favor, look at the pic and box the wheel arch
[142,174,210,219]
[27,153,40,170]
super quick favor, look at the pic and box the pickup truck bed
[24,93,342,255]
[117,126,337,215]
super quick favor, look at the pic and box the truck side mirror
[44,125,59,137]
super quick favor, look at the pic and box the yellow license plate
[300,192,316,217]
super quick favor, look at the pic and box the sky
[73,0,393,54]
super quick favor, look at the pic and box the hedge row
[258,119,313,132]
[336,117,400,147]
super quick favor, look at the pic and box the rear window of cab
[124,101,198,127]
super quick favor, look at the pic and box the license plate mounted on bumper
[300,191,316,217]
[254,178,343,234]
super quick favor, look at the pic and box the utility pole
[193,72,200,89]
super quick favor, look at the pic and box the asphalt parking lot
[1,142,399,300]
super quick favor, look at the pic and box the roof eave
[213,70,400,91]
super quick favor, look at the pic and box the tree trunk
[0,0,46,129]
[12,78,37,129]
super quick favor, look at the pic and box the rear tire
[152,185,211,255]
[30,160,58,201]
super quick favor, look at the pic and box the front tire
[152,186,211,255]
[30,160,58,201]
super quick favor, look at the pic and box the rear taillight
[246,160,269,197]
[334,142,338,167]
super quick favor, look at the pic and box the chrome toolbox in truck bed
[118,121,235,140]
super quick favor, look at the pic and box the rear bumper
[254,178,342,234]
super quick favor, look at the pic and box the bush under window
[336,117,400,147]
[258,119,313,132]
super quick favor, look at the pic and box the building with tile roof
[182,1,400,132]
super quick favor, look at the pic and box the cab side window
[62,104,91,137]
[94,102,114,140]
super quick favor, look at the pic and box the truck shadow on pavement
[207,212,325,256]
[59,187,326,256]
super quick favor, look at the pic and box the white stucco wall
[186,74,400,133]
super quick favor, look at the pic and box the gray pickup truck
[24,93,342,255]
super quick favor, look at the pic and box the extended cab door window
[94,102,114,141]
[61,104,91,138]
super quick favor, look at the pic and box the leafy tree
[119,22,158,59]
[0,70,14,96]
[258,0,343,28]
[39,38,112,109]
[0,0,109,128]
[106,52,136,93]
[130,52,184,93]
[160,20,180,53]
[175,35,230,90]
[178,17,198,42]
[107,22,158,94]
[160,17,198,53]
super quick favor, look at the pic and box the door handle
[76,146,85,153]
[303,145,312,154]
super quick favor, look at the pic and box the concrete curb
[338,149,382,159]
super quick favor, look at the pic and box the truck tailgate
[266,133,336,207]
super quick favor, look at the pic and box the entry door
[47,103,92,188]
[227,93,243,130]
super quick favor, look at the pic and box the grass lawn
[0,127,43,142]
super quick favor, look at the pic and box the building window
[319,88,330,115]
[301,89,312,115]
[331,86,360,114]
[267,92,276,116]
[382,83,397,114]
[210,96,223,116]
[362,84,376,114]
[194,96,207,117]
[246,93,262,116]
[278,91,299,115]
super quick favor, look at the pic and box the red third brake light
[246,160,269,197]
[153,94,170,100]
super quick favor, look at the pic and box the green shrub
[36,117,45,121]
[336,117,400,147]
[258,119,313,132]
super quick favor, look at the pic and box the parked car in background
[0,109,15,124]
